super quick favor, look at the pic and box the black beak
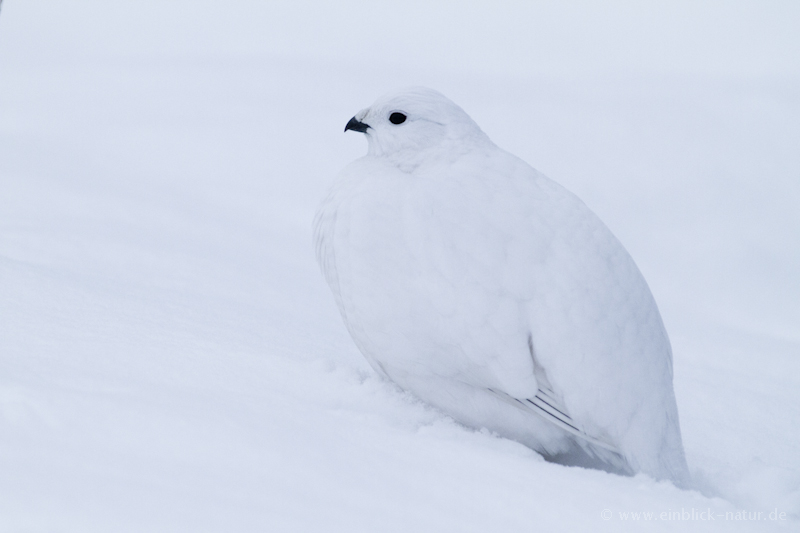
[344,116,370,133]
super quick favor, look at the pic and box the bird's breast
[323,159,538,394]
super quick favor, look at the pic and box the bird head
[344,87,493,172]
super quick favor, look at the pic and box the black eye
[389,112,407,125]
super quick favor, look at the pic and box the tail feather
[488,386,628,469]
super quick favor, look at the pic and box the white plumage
[314,87,689,485]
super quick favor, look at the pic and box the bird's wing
[488,386,621,455]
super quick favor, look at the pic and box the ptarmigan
[314,87,689,485]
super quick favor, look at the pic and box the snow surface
[1,1,799,531]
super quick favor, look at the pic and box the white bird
[314,87,689,485]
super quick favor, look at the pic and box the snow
[1,1,798,531]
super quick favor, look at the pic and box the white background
[1,1,798,531]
